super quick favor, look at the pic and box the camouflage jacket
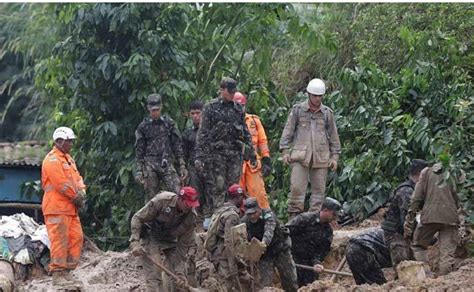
[182,125,199,166]
[286,212,332,265]
[349,228,391,267]
[207,202,241,263]
[241,209,291,257]
[135,116,184,171]
[130,191,197,247]
[381,179,415,235]
[195,98,253,159]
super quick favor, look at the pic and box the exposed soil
[17,211,473,291]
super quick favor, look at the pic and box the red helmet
[227,184,245,198]
[179,186,200,208]
[233,92,247,105]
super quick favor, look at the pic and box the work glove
[403,220,415,239]
[130,240,145,257]
[281,150,291,165]
[194,159,204,173]
[261,157,272,177]
[72,190,85,209]
[328,159,338,171]
[313,264,324,273]
[135,171,145,185]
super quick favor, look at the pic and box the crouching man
[129,187,199,291]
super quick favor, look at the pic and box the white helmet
[306,78,326,95]
[53,127,76,141]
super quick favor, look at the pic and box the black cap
[409,159,429,176]
[244,197,260,215]
[321,197,342,215]
[220,77,237,93]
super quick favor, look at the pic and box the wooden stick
[295,264,352,277]
[330,256,347,282]
[144,254,199,291]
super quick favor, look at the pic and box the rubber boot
[64,270,83,287]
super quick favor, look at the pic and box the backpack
[204,206,235,252]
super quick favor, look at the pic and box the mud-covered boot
[63,270,83,288]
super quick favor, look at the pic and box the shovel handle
[144,254,196,291]
[295,264,352,277]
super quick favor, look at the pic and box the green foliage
[1,3,472,249]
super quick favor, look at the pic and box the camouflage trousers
[346,241,392,285]
[288,163,328,216]
[140,237,189,292]
[293,257,318,287]
[204,154,242,215]
[188,166,210,218]
[213,258,242,292]
[143,160,180,203]
[258,249,298,292]
[412,223,458,276]
[384,232,412,267]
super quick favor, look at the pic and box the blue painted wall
[0,168,42,203]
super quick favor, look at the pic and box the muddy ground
[17,212,473,291]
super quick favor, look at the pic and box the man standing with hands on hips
[279,78,341,219]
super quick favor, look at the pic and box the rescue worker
[241,198,298,292]
[233,92,272,209]
[346,228,392,285]
[286,197,341,287]
[182,100,211,229]
[41,126,85,287]
[129,187,199,291]
[194,77,256,216]
[381,159,428,270]
[205,184,247,292]
[135,94,187,202]
[279,78,341,218]
[404,163,463,276]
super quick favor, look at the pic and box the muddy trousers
[214,259,242,292]
[45,214,83,272]
[239,162,270,209]
[411,223,458,275]
[346,242,389,285]
[293,257,318,287]
[141,242,187,292]
[288,163,328,215]
[384,232,412,268]
[188,166,210,218]
[258,249,298,292]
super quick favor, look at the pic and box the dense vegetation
[1,3,472,249]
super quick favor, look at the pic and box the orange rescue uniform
[42,146,85,272]
[239,114,270,209]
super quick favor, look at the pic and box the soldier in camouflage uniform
[135,94,188,202]
[241,198,298,292]
[182,100,211,229]
[286,198,341,287]
[381,159,428,271]
[129,187,199,291]
[194,78,256,216]
[346,228,392,285]
[206,184,247,292]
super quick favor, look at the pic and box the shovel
[295,264,352,277]
[144,254,204,292]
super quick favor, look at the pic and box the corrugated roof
[0,141,49,167]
